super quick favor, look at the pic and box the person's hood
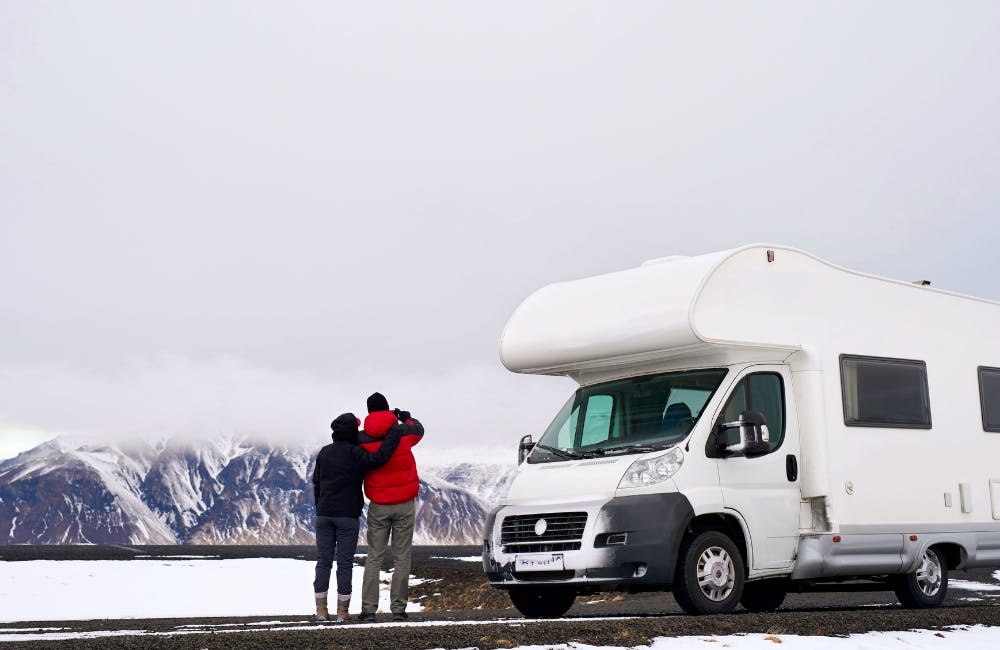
[363,411,397,438]
[331,413,361,441]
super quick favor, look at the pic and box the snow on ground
[0,559,422,623]
[0,616,644,642]
[502,626,1000,650]
[1,623,1000,646]
[950,579,1000,592]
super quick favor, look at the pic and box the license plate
[515,553,565,572]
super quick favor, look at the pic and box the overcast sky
[2,2,999,460]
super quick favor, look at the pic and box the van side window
[979,367,1000,432]
[840,355,931,428]
[718,373,786,451]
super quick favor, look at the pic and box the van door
[712,365,800,571]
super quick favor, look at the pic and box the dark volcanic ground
[1,545,999,648]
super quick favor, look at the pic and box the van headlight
[618,447,684,489]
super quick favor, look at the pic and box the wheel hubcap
[915,549,943,597]
[696,546,735,602]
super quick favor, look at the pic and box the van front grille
[504,541,581,554]
[500,512,587,552]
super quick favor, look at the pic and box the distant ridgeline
[0,437,514,545]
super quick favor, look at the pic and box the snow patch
[0,630,148,642]
[0,559,422,623]
[950,579,1000,592]
[503,626,1000,649]
[2,623,1000,647]
[0,616,644,642]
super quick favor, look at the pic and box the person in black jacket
[311,412,401,622]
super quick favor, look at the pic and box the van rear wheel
[740,579,788,612]
[673,530,745,615]
[893,547,948,608]
[508,586,576,618]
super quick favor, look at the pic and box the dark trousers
[314,515,360,596]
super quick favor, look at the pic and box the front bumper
[483,492,694,589]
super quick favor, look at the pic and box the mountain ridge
[0,436,515,546]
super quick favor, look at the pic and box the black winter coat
[312,430,401,518]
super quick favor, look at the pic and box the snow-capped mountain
[426,461,518,505]
[0,436,516,545]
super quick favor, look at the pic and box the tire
[740,579,788,612]
[893,546,948,608]
[508,586,577,618]
[673,530,746,615]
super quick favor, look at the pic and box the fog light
[606,533,628,546]
[633,563,647,578]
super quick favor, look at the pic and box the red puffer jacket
[359,411,424,505]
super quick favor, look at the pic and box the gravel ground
[2,545,999,649]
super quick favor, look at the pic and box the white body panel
[492,245,1000,584]
[505,457,635,504]
[713,364,800,571]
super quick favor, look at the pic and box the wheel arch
[684,511,752,575]
[904,536,972,573]
[928,541,967,571]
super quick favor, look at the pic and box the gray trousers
[361,499,415,614]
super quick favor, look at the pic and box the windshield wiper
[534,444,586,460]
[597,443,668,456]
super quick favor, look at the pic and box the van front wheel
[893,547,948,608]
[508,586,576,618]
[673,530,745,615]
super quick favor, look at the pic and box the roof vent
[911,280,932,286]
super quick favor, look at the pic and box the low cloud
[0,354,573,454]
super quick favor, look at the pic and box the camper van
[483,245,1000,617]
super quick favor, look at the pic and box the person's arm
[351,428,403,470]
[392,417,424,446]
[311,455,321,504]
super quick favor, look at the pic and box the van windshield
[529,368,728,462]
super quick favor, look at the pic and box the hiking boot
[357,612,376,623]
[314,595,329,622]
[336,598,351,621]
[392,612,408,622]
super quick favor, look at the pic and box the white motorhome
[483,245,1000,617]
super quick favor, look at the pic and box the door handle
[786,454,798,482]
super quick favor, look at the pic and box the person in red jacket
[358,391,424,622]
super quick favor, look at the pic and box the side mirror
[718,411,771,457]
[518,434,535,464]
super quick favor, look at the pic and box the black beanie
[366,392,389,413]
[330,412,360,441]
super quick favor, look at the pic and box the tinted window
[718,372,786,451]
[554,400,579,449]
[749,374,785,445]
[979,367,1000,432]
[841,355,931,428]
[580,394,616,446]
[664,388,714,420]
